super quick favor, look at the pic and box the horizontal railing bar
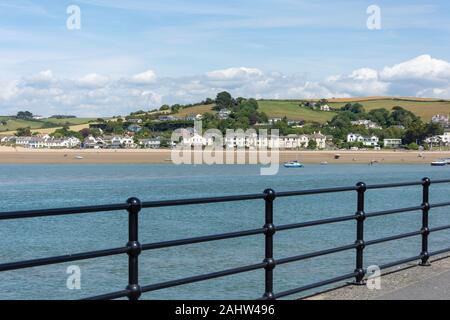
[429,247,450,257]
[141,262,267,293]
[274,271,359,299]
[276,244,357,266]
[276,186,357,197]
[83,290,130,300]
[365,230,422,246]
[365,205,424,218]
[0,203,130,220]
[430,179,450,184]
[141,228,265,251]
[430,202,450,209]
[379,254,424,270]
[141,194,264,208]
[429,224,450,233]
[0,247,129,272]
[276,214,356,232]
[365,181,423,190]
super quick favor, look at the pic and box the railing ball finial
[356,182,367,192]
[126,284,142,301]
[422,177,431,187]
[263,189,276,201]
[127,197,142,214]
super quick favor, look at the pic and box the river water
[1,164,450,299]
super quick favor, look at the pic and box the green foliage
[214,91,234,110]
[406,142,419,150]
[341,103,365,114]
[51,126,83,139]
[15,127,31,136]
[389,106,420,127]
[16,111,33,120]
[307,140,317,150]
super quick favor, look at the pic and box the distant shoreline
[0,146,448,164]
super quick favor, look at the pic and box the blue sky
[1,0,450,116]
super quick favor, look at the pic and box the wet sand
[0,146,448,164]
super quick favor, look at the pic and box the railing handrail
[1,177,450,300]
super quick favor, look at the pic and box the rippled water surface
[1,164,450,299]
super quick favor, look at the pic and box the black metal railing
[1,177,450,300]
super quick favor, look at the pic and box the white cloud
[206,67,263,81]
[77,73,109,88]
[128,70,157,84]
[381,55,450,81]
[1,55,449,117]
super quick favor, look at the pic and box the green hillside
[327,99,450,121]
[171,98,450,124]
[258,100,337,123]
[0,117,97,133]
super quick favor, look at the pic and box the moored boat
[431,160,447,166]
[284,161,304,168]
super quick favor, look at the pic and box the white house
[383,139,402,149]
[218,109,231,120]
[83,136,105,149]
[432,114,449,127]
[111,136,135,149]
[425,132,450,146]
[347,133,380,147]
[139,138,161,149]
[0,136,15,144]
[320,105,331,111]
[308,131,327,149]
[186,114,203,121]
[351,120,382,130]
[268,118,282,125]
[127,124,142,133]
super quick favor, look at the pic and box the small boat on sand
[75,156,84,160]
[431,160,447,166]
[284,160,304,168]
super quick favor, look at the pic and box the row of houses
[1,135,81,149]
[158,114,204,122]
[82,135,162,149]
[177,130,329,149]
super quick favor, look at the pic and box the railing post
[354,182,366,285]
[420,177,431,266]
[126,197,142,300]
[263,189,276,300]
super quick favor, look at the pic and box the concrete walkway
[307,254,450,300]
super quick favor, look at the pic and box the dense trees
[214,91,234,110]
[16,111,33,120]
[15,127,32,136]
[51,125,83,139]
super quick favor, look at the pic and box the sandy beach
[0,146,448,164]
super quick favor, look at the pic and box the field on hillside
[258,100,337,123]
[174,104,216,117]
[0,117,97,134]
[173,101,337,123]
[327,99,450,121]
